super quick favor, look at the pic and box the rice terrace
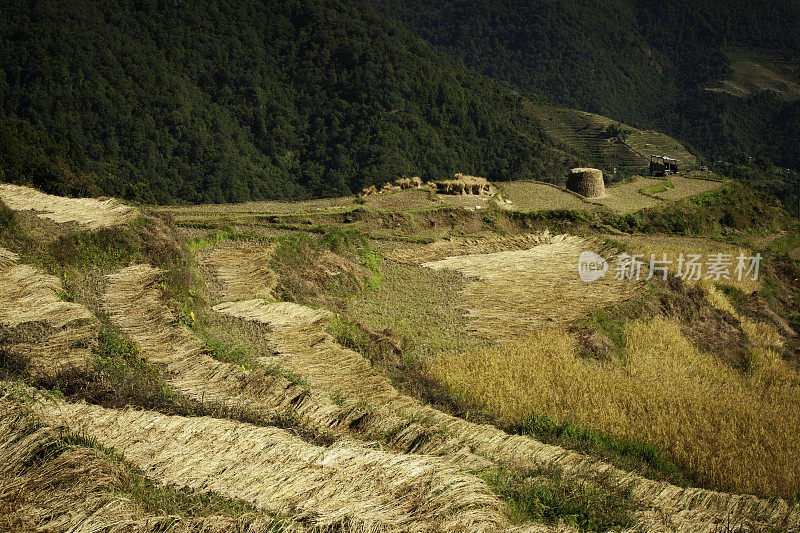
[1,163,800,533]
[2,2,800,530]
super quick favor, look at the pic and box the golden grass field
[426,314,800,499]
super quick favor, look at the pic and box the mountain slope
[364,0,800,188]
[0,0,573,203]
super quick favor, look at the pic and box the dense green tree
[365,0,800,201]
[0,0,570,203]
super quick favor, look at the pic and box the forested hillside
[366,0,800,176]
[0,0,572,203]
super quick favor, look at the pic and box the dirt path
[211,299,800,532]
[0,184,138,229]
[197,242,278,301]
[0,246,95,376]
[31,400,509,532]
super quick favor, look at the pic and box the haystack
[358,177,424,199]
[434,174,495,195]
[394,176,423,189]
[566,168,605,198]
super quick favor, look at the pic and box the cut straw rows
[211,300,414,408]
[386,232,573,265]
[104,263,799,530]
[0,246,95,376]
[0,183,138,229]
[197,243,278,301]
[29,399,509,532]
[101,264,492,470]
[211,298,800,531]
[0,399,297,533]
[419,238,635,339]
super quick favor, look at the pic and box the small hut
[649,155,679,176]
[566,168,605,198]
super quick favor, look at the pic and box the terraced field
[500,182,589,211]
[527,104,649,174]
[592,177,665,213]
[2,184,799,532]
[651,176,723,201]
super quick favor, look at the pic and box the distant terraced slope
[527,104,698,174]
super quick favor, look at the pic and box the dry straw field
[411,235,635,339]
[3,183,800,532]
[32,400,510,532]
[611,234,761,293]
[0,183,138,229]
[198,242,278,301]
[0,246,96,377]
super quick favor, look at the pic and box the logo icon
[578,251,608,282]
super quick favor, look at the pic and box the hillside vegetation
[0,0,578,204]
[365,0,800,203]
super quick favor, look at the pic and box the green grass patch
[49,226,142,270]
[507,412,687,488]
[482,468,635,531]
[586,309,626,357]
[640,178,674,196]
[187,226,273,253]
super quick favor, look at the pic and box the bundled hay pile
[359,176,424,198]
[33,400,510,532]
[0,184,138,229]
[197,242,278,301]
[565,168,605,198]
[433,174,495,196]
[0,246,96,377]
[394,176,423,189]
